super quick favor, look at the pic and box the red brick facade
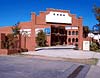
[0,8,83,52]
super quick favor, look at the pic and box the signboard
[83,41,90,51]
[44,28,51,35]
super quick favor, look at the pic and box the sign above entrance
[46,12,72,24]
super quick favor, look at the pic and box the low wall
[0,49,8,55]
[7,49,19,55]
[0,49,20,55]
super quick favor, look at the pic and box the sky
[0,0,100,30]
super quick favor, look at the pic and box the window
[69,31,71,35]
[72,38,75,42]
[57,14,59,16]
[53,13,55,15]
[76,31,78,35]
[68,38,71,42]
[72,31,75,35]
[60,14,62,16]
[76,38,78,42]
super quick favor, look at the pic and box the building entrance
[51,26,67,46]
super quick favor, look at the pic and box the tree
[83,26,90,38]
[93,5,100,24]
[93,5,100,33]
[12,22,20,36]
[90,42,99,51]
[5,34,18,49]
[11,22,21,48]
[36,30,47,47]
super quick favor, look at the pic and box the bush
[90,42,99,51]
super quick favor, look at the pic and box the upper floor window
[53,13,55,15]
[52,13,66,16]
[72,31,75,35]
[60,14,62,16]
[57,14,59,16]
[68,31,71,35]
[76,31,78,35]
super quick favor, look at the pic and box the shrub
[90,42,99,51]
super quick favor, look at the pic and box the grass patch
[11,54,99,65]
[21,54,98,65]
[95,49,100,52]
[62,58,98,65]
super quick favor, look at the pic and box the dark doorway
[51,26,67,46]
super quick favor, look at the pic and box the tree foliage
[93,5,100,23]
[90,42,99,51]
[1,22,20,49]
[12,22,20,36]
[83,26,90,38]
[4,34,18,49]
[36,30,47,47]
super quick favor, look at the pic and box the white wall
[46,11,72,24]
[20,29,31,37]
[65,26,78,30]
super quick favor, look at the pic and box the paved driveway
[23,49,96,59]
[0,55,90,78]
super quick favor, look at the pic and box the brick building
[0,8,83,51]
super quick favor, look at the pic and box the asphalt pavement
[21,46,100,78]
[0,55,90,78]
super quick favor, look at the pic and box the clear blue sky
[0,0,100,29]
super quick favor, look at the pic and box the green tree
[83,26,90,38]
[90,42,98,51]
[36,30,47,47]
[11,22,21,48]
[12,22,20,36]
[93,5,100,34]
[93,5,100,24]
[5,34,18,49]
